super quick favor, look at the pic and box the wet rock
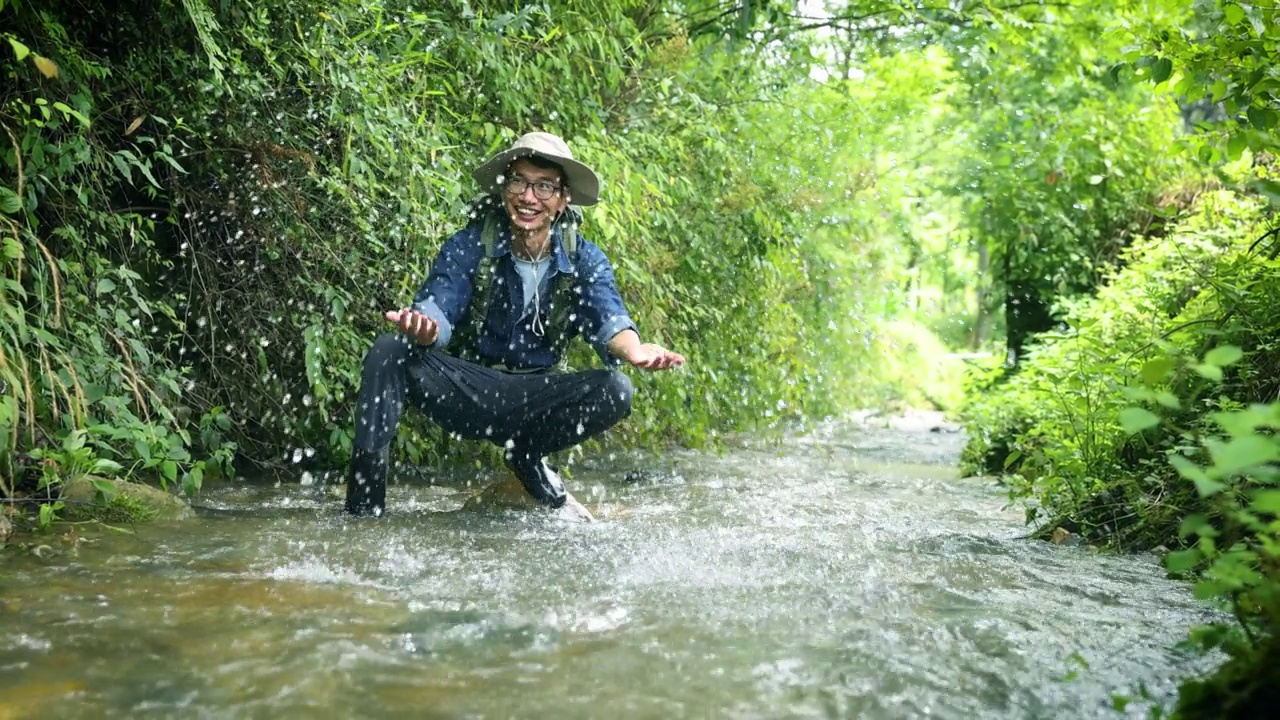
[0,511,12,545]
[461,477,595,522]
[60,478,195,522]
[623,468,685,484]
[1049,526,1082,546]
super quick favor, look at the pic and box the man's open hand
[385,308,439,346]
[626,343,685,371]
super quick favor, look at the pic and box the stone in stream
[60,478,195,522]
[460,477,596,522]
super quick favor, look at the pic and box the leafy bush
[959,185,1275,546]
[1,0,916,519]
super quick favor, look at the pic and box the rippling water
[1,412,1219,718]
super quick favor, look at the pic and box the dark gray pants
[352,333,634,463]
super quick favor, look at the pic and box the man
[345,132,686,516]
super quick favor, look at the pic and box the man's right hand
[385,308,439,346]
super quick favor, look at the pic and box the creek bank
[1,479,194,547]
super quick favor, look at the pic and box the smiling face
[502,157,568,236]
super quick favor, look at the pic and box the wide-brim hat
[471,132,600,206]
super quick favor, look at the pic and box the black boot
[345,447,389,516]
[503,453,567,508]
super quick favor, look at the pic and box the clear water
[1,412,1218,718]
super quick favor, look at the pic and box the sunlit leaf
[1223,4,1245,24]
[7,37,29,62]
[1252,490,1280,515]
[33,55,58,78]
[1207,436,1280,476]
[1192,363,1222,382]
[1140,356,1175,385]
[1203,345,1243,367]
[1119,407,1160,434]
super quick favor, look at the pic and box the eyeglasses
[504,176,563,201]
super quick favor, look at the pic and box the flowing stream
[1,411,1219,718]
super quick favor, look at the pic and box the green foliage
[1119,351,1280,719]
[959,187,1275,544]
[2,0,931,512]
[1117,0,1280,167]
[958,180,1279,716]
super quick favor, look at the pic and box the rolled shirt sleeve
[411,226,484,351]
[573,240,638,366]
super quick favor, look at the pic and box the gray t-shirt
[513,255,554,311]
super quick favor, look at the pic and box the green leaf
[1140,356,1176,385]
[1210,79,1229,102]
[1207,435,1280,476]
[1252,179,1280,207]
[1119,407,1160,434]
[52,101,90,127]
[63,429,86,452]
[1227,133,1247,161]
[1179,512,1213,538]
[161,460,178,482]
[91,458,123,475]
[1165,549,1201,573]
[91,478,119,499]
[1252,489,1280,515]
[0,186,20,214]
[1223,3,1245,23]
[1170,455,1225,496]
[96,278,117,295]
[1155,392,1181,410]
[1003,449,1022,469]
[110,153,134,185]
[1193,580,1232,601]
[8,37,30,62]
[1247,107,1278,131]
[1192,363,1223,382]
[1152,58,1173,83]
[1204,345,1243,367]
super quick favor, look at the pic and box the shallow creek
[1,412,1219,718]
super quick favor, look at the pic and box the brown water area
[1,412,1219,718]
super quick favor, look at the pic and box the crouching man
[346,132,685,516]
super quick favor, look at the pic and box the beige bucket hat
[471,132,601,206]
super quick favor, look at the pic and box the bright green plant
[1118,345,1279,718]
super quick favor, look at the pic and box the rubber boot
[345,447,389,516]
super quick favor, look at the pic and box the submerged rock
[460,477,595,522]
[60,478,195,523]
[1049,526,1082,547]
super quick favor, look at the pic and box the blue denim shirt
[412,219,637,371]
